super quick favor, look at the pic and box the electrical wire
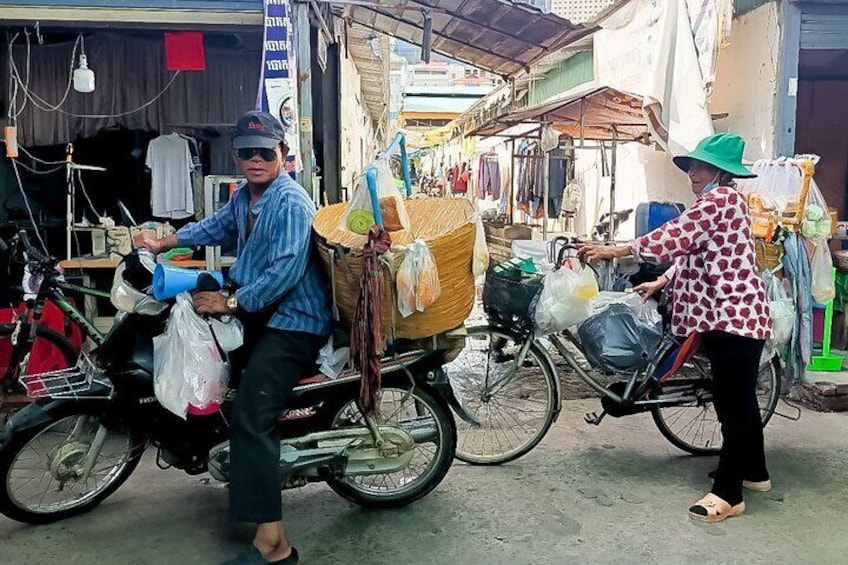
[10,159,64,176]
[19,144,65,166]
[8,31,81,116]
[76,168,101,220]
[8,29,180,120]
[9,159,50,254]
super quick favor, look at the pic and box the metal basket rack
[21,353,112,400]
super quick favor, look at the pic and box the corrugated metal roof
[336,0,594,78]
[0,0,260,8]
[471,86,649,141]
[403,96,482,113]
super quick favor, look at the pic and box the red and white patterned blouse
[629,186,771,340]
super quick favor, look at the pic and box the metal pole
[65,143,73,260]
[295,1,314,198]
[542,145,550,241]
[509,138,515,224]
[609,127,618,242]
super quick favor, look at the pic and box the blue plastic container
[635,202,686,237]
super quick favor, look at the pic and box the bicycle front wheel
[445,325,559,465]
[651,355,781,455]
[0,323,79,394]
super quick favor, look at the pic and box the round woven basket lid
[313,197,476,250]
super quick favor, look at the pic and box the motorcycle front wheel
[326,383,456,508]
[0,407,145,524]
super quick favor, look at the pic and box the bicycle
[1,231,108,399]
[446,242,781,465]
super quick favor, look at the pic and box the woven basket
[313,197,477,340]
[755,238,783,272]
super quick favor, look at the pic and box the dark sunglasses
[236,147,277,162]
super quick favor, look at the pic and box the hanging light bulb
[73,53,95,93]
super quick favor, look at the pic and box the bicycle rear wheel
[651,355,781,455]
[445,325,559,465]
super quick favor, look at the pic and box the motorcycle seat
[296,374,332,386]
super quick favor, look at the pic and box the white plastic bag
[317,336,350,379]
[472,217,490,277]
[811,237,835,304]
[153,293,237,418]
[341,157,410,235]
[764,271,794,348]
[534,266,594,335]
[396,240,442,318]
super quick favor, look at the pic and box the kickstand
[773,397,802,422]
[584,410,607,426]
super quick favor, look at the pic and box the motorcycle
[0,245,469,524]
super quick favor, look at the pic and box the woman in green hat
[580,133,772,523]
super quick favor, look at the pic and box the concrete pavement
[1,399,846,565]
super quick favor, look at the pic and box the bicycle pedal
[584,411,606,426]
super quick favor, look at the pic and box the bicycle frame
[542,330,710,413]
[3,280,107,389]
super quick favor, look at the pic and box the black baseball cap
[232,111,287,150]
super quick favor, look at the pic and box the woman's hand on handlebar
[633,275,669,301]
[577,243,630,262]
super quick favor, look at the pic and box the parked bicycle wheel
[0,323,78,394]
[651,354,781,455]
[445,325,560,465]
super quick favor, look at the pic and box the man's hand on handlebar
[633,275,669,301]
[193,291,231,315]
[577,243,630,262]
[134,233,178,255]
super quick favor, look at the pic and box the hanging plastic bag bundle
[534,265,598,335]
[396,239,442,318]
[341,156,411,235]
[472,216,490,277]
[811,237,835,304]
[577,291,663,372]
[763,270,795,349]
[153,293,243,418]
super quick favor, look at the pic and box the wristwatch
[226,294,239,313]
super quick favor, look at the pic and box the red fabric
[0,302,83,374]
[165,32,206,71]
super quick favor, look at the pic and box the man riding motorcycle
[137,110,328,565]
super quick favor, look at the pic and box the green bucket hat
[673,133,756,179]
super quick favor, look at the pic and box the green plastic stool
[809,267,845,372]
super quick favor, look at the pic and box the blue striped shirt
[177,174,331,337]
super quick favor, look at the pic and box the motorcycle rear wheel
[0,407,144,524]
[326,383,456,508]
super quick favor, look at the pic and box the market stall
[468,86,652,243]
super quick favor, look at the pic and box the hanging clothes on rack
[177,133,205,219]
[516,141,544,219]
[146,133,195,220]
[477,153,501,200]
[547,146,569,219]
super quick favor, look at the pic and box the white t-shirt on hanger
[146,133,195,220]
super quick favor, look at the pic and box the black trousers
[702,331,769,505]
[229,327,325,523]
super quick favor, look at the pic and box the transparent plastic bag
[153,293,235,418]
[341,157,410,235]
[577,292,663,372]
[533,266,593,335]
[811,237,835,304]
[764,271,794,348]
[472,217,490,277]
[396,240,441,318]
[574,266,600,300]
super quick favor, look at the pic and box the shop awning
[470,86,651,141]
[337,0,594,78]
